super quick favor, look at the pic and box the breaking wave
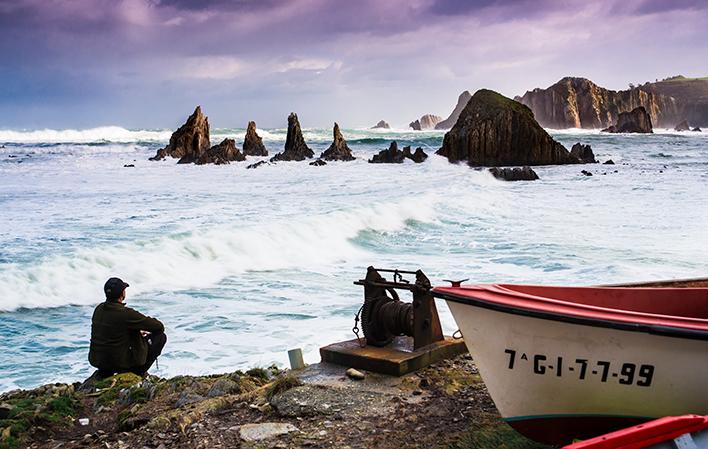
[0,198,438,312]
[0,127,172,144]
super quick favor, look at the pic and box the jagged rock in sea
[693,127,702,132]
[436,89,580,166]
[410,114,443,130]
[436,91,472,130]
[369,141,405,163]
[371,120,390,129]
[149,106,210,162]
[570,143,597,164]
[489,166,539,181]
[270,113,314,162]
[243,121,268,156]
[674,120,690,131]
[195,138,246,165]
[309,159,327,166]
[246,160,271,169]
[604,159,615,165]
[402,146,428,163]
[581,170,593,176]
[369,142,428,164]
[516,77,680,129]
[602,107,653,133]
[320,123,355,161]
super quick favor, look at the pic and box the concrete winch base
[319,335,468,376]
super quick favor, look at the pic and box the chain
[452,329,463,340]
[352,304,366,348]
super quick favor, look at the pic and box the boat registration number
[504,349,655,387]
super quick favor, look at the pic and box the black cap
[104,277,129,301]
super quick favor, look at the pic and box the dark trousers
[98,332,167,378]
[132,331,167,375]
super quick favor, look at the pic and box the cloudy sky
[1,0,707,129]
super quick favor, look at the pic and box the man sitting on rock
[89,277,167,378]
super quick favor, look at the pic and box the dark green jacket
[88,301,164,371]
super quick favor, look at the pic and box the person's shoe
[77,370,103,393]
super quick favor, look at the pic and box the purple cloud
[0,0,706,129]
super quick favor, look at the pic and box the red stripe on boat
[433,285,708,332]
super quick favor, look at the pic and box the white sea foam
[0,127,172,144]
[0,197,437,312]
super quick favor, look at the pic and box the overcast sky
[1,0,707,129]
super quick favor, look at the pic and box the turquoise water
[1,126,706,391]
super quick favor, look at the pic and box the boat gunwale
[432,287,708,341]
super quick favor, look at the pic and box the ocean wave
[0,127,172,144]
[0,198,438,312]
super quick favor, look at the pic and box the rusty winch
[353,266,444,350]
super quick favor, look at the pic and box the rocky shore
[0,354,549,449]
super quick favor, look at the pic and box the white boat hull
[445,300,708,441]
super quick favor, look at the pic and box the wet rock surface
[489,166,539,181]
[242,121,268,156]
[369,141,405,163]
[320,123,354,161]
[195,138,246,165]
[602,106,653,133]
[271,113,314,162]
[403,146,428,163]
[570,143,597,164]
[149,106,210,162]
[246,160,271,169]
[437,89,579,166]
[369,142,428,164]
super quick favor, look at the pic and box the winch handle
[442,279,469,287]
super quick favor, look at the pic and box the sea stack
[437,89,579,166]
[271,113,314,162]
[195,138,246,165]
[369,141,404,163]
[402,146,428,163]
[149,106,210,162]
[369,142,428,163]
[435,91,472,129]
[371,120,390,129]
[321,123,355,161]
[602,107,653,133]
[489,166,539,181]
[242,121,268,156]
[410,114,443,130]
[675,120,690,131]
[569,143,597,164]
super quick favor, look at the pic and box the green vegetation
[0,386,79,449]
[265,374,303,402]
[449,414,551,449]
[95,372,144,405]
[659,75,708,82]
[245,367,270,381]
